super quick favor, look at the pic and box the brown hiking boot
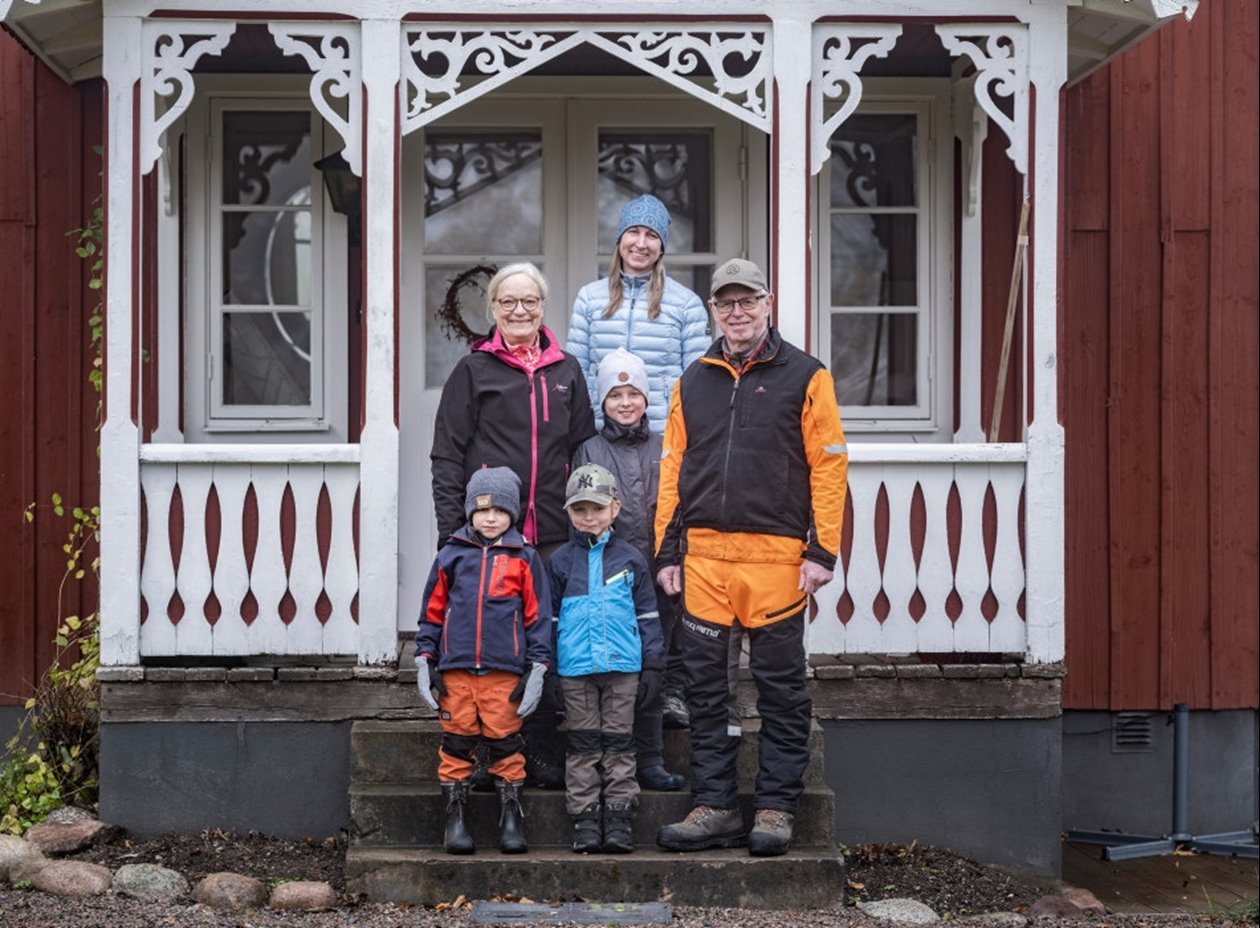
[748,808,794,857]
[656,806,746,851]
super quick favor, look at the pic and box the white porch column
[1023,9,1067,664]
[357,17,401,663]
[99,15,143,665]
[770,14,811,350]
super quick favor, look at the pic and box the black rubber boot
[469,749,494,792]
[496,779,527,854]
[441,781,475,855]
[571,804,602,854]
[603,802,636,854]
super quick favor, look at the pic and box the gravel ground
[0,831,1251,927]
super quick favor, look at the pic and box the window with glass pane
[218,110,315,411]
[826,112,923,413]
[596,133,712,254]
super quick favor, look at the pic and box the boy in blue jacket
[548,463,665,853]
[416,467,551,856]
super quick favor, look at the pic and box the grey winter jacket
[571,418,662,571]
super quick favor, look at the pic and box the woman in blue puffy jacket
[566,194,710,433]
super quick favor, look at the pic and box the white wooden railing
[138,445,361,658]
[811,444,1027,654]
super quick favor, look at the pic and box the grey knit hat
[615,194,671,254]
[596,348,650,408]
[465,466,521,522]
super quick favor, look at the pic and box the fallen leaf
[847,881,866,891]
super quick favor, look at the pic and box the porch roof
[2,0,1196,87]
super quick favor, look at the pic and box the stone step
[350,783,836,848]
[345,845,846,909]
[349,719,826,787]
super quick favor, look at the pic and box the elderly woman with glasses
[432,262,596,557]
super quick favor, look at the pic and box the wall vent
[1111,712,1155,753]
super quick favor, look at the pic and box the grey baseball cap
[710,258,768,296]
[565,463,618,508]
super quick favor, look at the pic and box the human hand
[798,560,834,595]
[636,667,662,709]
[657,565,682,596]
[511,662,548,718]
[416,658,445,711]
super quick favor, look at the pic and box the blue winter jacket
[566,273,709,432]
[547,529,665,678]
[416,524,552,674]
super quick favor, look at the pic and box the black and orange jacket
[654,328,848,570]
[416,524,552,674]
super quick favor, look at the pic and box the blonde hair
[603,251,665,321]
[485,262,549,323]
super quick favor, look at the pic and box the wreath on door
[437,264,497,345]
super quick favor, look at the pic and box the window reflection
[223,311,312,406]
[831,313,917,407]
[596,134,711,253]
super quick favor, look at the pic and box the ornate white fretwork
[936,25,1028,176]
[810,25,901,176]
[139,21,236,176]
[269,24,363,177]
[402,25,771,136]
[403,29,582,133]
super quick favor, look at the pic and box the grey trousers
[562,672,639,816]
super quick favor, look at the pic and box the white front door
[397,81,763,631]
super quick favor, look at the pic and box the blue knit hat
[615,194,671,254]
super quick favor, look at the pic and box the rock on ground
[29,860,112,898]
[192,871,270,912]
[42,807,95,825]
[23,820,118,855]
[1028,887,1106,918]
[857,898,941,924]
[0,835,46,885]
[269,879,338,911]
[112,862,190,903]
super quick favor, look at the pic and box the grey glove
[511,662,547,718]
[416,658,444,712]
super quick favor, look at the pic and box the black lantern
[314,149,362,243]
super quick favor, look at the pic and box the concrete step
[350,719,826,787]
[345,845,846,909]
[350,783,836,848]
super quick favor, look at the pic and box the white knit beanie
[596,348,650,407]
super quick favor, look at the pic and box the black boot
[441,781,475,855]
[496,779,527,854]
[603,802,635,854]
[469,748,494,792]
[572,803,602,853]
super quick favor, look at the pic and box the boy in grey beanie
[416,466,551,855]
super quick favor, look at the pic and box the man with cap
[654,258,849,857]
[416,466,552,855]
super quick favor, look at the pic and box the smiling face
[566,499,620,537]
[617,226,663,275]
[490,272,545,346]
[710,284,773,356]
[603,385,647,427]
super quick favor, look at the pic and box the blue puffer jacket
[566,273,709,432]
[547,529,665,678]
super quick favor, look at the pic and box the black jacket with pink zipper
[431,325,596,548]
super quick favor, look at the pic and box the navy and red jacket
[416,524,552,674]
[431,326,597,548]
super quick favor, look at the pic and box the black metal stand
[1067,704,1259,861]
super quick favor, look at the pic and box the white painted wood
[878,467,920,648]
[141,444,361,464]
[284,464,328,652]
[242,464,291,656]
[205,464,251,655]
[171,463,215,655]
[987,462,1027,652]
[152,147,185,443]
[810,25,901,176]
[770,14,810,350]
[950,466,993,650]
[321,463,362,654]
[954,75,987,445]
[357,18,403,664]
[99,15,143,666]
[137,464,177,657]
[269,23,362,176]
[915,467,958,652]
[1024,7,1067,663]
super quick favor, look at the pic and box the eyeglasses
[710,293,766,315]
[494,296,543,313]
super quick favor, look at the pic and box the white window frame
[816,79,953,441]
[183,76,349,441]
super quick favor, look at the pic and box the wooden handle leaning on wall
[988,200,1031,443]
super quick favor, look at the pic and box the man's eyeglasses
[710,293,766,315]
[495,296,543,313]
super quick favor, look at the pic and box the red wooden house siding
[0,31,102,706]
[1062,0,1259,711]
